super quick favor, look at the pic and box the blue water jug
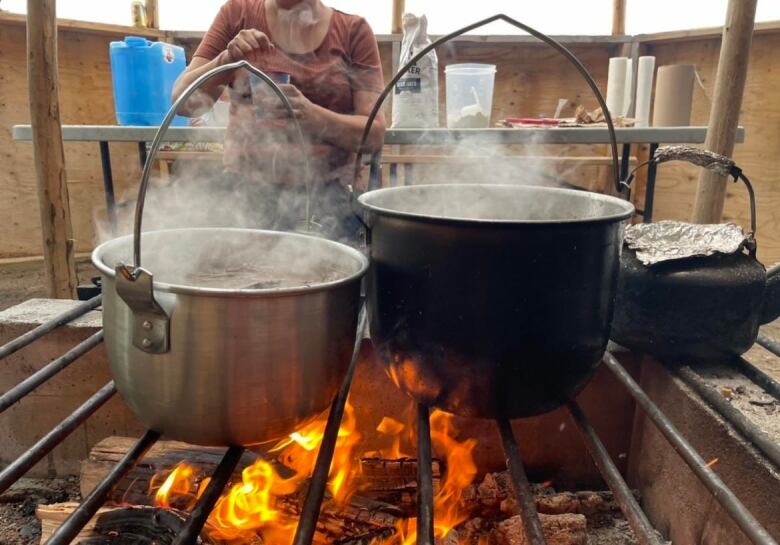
[110,36,187,126]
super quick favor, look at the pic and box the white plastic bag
[392,14,439,128]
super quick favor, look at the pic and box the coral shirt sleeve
[347,18,385,94]
[193,0,245,60]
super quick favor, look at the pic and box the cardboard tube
[606,57,628,116]
[652,64,695,127]
[634,56,655,127]
[622,58,633,116]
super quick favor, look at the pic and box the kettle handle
[351,14,622,196]
[623,145,758,256]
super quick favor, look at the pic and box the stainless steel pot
[94,229,366,446]
[93,62,368,446]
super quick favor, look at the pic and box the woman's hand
[221,29,274,64]
[266,84,320,126]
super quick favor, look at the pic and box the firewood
[82,437,432,512]
[357,457,441,511]
[277,491,401,539]
[80,436,268,505]
[36,502,216,544]
[494,513,587,545]
[80,437,402,544]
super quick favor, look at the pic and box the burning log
[37,502,217,544]
[80,437,403,543]
[357,457,441,512]
[81,437,439,510]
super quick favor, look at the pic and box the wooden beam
[27,0,77,299]
[612,0,627,35]
[691,0,757,223]
[145,0,159,29]
[391,0,405,34]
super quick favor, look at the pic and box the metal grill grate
[0,300,778,545]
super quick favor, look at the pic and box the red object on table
[504,117,561,126]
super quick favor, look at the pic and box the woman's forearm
[309,105,385,153]
[172,52,232,116]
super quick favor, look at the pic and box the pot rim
[358,183,635,225]
[91,227,369,297]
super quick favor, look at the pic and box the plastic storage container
[110,36,187,126]
[445,63,496,128]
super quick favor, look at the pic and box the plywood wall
[1,18,779,265]
[0,22,143,259]
[644,32,780,265]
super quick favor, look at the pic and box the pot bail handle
[622,145,757,256]
[117,60,308,355]
[351,14,622,196]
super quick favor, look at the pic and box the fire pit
[2,297,780,545]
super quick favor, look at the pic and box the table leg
[138,142,148,171]
[620,143,631,183]
[98,141,117,233]
[644,143,659,223]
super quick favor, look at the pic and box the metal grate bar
[496,418,547,545]
[0,381,117,494]
[676,365,780,469]
[603,352,778,545]
[291,307,367,545]
[416,404,435,545]
[0,331,104,414]
[756,334,780,361]
[173,446,245,545]
[567,400,663,545]
[45,429,160,545]
[0,294,102,361]
[732,356,780,401]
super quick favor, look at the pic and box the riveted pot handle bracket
[115,264,170,354]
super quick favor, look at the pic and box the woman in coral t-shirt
[173,0,385,241]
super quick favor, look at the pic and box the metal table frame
[11,125,745,230]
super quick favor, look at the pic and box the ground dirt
[0,478,80,545]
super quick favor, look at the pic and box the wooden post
[145,0,159,29]
[691,0,757,223]
[27,0,77,299]
[391,0,405,34]
[612,0,627,35]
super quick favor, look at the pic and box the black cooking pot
[611,147,780,360]
[357,185,633,418]
[350,15,634,418]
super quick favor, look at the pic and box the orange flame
[153,463,200,510]
[152,403,479,544]
[381,409,478,545]
[152,401,363,542]
[364,416,413,460]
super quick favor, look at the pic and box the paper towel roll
[622,59,633,116]
[606,57,629,116]
[635,56,655,127]
[653,64,695,127]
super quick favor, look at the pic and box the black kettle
[611,146,780,361]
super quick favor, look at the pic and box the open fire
[151,401,480,544]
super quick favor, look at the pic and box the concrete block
[0,299,144,477]
[627,356,780,545]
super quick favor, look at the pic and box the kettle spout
[759,263,780,324]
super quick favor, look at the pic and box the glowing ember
[704,457,719,468]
